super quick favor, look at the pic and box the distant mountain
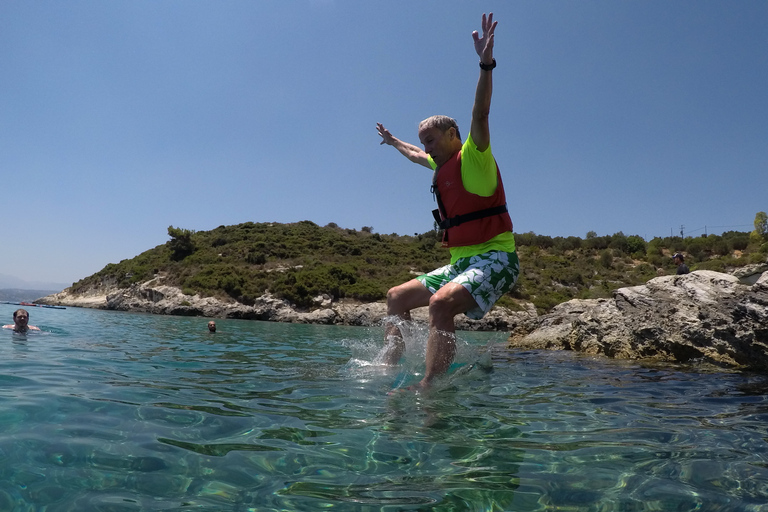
[0,273,69,292]
[0,289,61,302]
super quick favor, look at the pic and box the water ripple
[1,306,768,509]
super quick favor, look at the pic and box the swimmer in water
[3,309,41,333]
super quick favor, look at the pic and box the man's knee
[386,284,404,307]
[387,281,427,314]
[428,285,473,320]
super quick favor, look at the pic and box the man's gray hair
[418,115,461,142]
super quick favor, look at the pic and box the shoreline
[35,282,537,332]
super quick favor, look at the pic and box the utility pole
[680,225,685,238]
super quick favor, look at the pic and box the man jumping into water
[376,13,519,389]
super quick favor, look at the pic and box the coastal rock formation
[37,281,536,332]
[508,270,768,370]
[732,262,768,285]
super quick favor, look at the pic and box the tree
[626,235,647,255]
[599,249,613,268]
[753,211,768,241]
[167,225,196,260]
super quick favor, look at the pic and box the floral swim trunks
[416,250,520,320]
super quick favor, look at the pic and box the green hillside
[70,221,768,314]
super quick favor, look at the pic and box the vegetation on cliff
[70,220,768,313]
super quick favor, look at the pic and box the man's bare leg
[383,279,432,365]
[382,311,409,364]
[419,283,478,388]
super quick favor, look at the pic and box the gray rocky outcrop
[732,262,768,285]
[508,270,768,370]
[37,281,536,332]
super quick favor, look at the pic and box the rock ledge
[508,270,768,370]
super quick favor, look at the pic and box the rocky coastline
[508,266,768,371]
[37,264,768,370]
[35,280,536,332]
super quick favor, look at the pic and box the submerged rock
[508,270,768,370]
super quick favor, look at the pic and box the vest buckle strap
[434,204,508,230]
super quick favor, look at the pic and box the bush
[559,236,583,251]
[584,235,610,251]
[600,250,613,268]
[728,234,750,252]
[696,260,726,272]
[246,252,267,265]
[626,235,646,255]
[75,220,761,315]
[515,232,535,246]
[532,292,572,314]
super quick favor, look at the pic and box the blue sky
[1,0,766,288]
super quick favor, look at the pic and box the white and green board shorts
[416,250,520,320]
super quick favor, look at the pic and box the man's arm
[469,13,497,153]
[376,123,432,169]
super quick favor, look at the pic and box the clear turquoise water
[1,303,768,511]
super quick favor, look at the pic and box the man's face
[419,126,456,167]
[14,312,29,328]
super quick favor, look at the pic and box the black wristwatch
[479,58,496,71]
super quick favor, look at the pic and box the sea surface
[1,303,768,511]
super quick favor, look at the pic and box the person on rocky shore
[673,253,690,275]
[375,13,519,390]
[3,309,41,333]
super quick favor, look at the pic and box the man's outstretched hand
[376,123,396,146]
[472,12,497,64]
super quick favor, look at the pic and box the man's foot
[387,379,431,395]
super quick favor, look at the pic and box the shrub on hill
[70,221,766,314]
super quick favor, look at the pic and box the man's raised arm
[376,123,431,169]
[470,12,497,153]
